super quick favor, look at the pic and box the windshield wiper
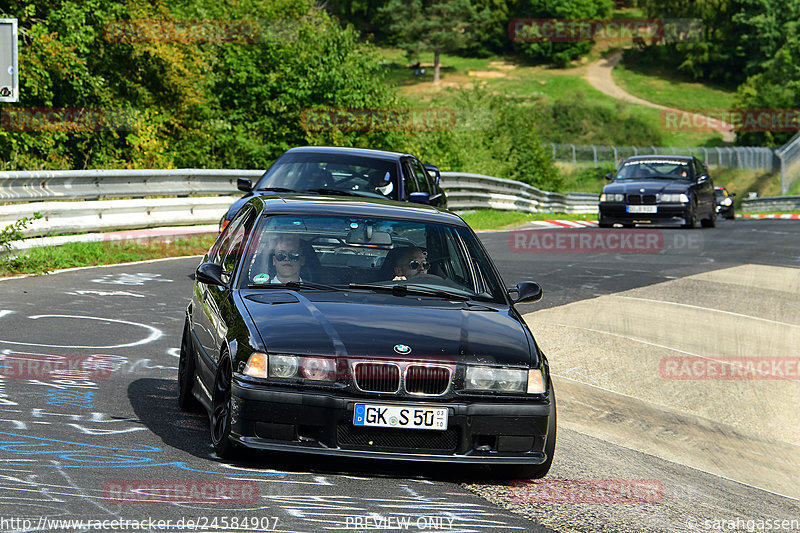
[256,187,298,192]
[303,188,368,197]
[348,283,470,301]
[248,280,341,291]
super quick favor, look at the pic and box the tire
[701,206,716,228]
[210,356,236,459]
[682,199,697,229]
[178,320,202,412]
[492,384,557,480]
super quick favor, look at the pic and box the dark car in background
[598,155,716,228]
[180,195,556,479]
[220,146,446,232]
[714,186,736,219]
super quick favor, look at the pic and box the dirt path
[585,50,735,143]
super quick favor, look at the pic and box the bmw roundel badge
[393,344,411,355]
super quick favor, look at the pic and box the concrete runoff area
[525,264,800,500]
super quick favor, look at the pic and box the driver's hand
[392,275,407,281]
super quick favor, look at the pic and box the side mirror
[424,164,441,186]
[605,173,615,181]
[196,262,227,287]
[409,191,430,204]
[509,281,543,304]
[428,192,444,206]
[237,178,253,193]
[730,192,736,197]
[696,174,709,183]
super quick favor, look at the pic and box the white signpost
[0,18,19,102]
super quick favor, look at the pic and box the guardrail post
[571,144,577,166]
[592,145,598,167]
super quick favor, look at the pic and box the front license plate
[353,404,448,430]
[627,205,657,213]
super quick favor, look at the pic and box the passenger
[270,234,305,283]
[392,247,429,281]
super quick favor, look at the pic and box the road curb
[736,214,800,219]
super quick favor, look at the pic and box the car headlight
[465,365,527,393]
[659,193,689,203]
[722,197,732,206]
[245,353,336,381]
[299,356,336,381]
[269,354,299,378]
[600,193,624,202]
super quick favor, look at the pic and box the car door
[193,205,257,378]
[403,157,445,206]
[694,158,714,215]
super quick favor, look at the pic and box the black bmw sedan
[221,146,446,232]
[599,155,716,228]
[179,195,555,479]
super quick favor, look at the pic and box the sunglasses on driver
[274,252,302,262]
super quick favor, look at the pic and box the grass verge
[612,61,736,112]
[0,235,215,278]
[461,210,596,230]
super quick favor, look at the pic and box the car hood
[604,179,691,195]
[239,291,534,366]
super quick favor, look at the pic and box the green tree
[642,0,800,85]
[511,0,612,66]
[380,0,488,83]
[734,33,800,146]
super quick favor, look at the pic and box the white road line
[611,295,800,328]
[552,375,800,504]
[544,322,799,381]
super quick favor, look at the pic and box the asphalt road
[0,218,798,532]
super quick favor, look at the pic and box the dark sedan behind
[599,155,716,228]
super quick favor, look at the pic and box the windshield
[239,214,506,302]
[255,152,399,200]
[616,159,693,180]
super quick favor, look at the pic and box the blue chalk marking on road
[0,431,288,476]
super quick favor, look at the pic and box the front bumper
[229,377,554,465]
[599,203,691,226]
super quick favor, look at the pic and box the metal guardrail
[440,172,598,214]
[0,168,262,202]
[1,196,238,236]
[775,132,800,194]
[549,143,779,171]
[0,170,600,238]
[741,196,800,212]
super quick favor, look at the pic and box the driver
[392,247,429,281]
[270,234,305,283]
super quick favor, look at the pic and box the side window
[212,206,256,283]
[694,158,705,177]
[402,160,420,195]
[408,158,432,194]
